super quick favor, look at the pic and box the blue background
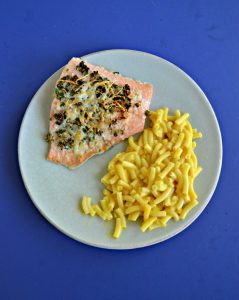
[1,0,238,299]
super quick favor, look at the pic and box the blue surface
[0,0,238,299]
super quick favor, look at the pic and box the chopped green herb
[52,62,137,152]
[125,103,131,109]
[45,133,53,142]
[82,126,89,133]
[74,117,81,126]
[56,129,65,135]
[75,101,82,107]
[54,111,67,125]
[76,61,89,75]
[55,87,64,100]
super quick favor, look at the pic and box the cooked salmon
[47,58,153,168]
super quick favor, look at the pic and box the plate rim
[18,49,223,250]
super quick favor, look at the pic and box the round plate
[18,49,222,249]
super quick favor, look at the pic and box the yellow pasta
[174,132,185,150]
[149,222,163,231]
[148,130,154,147]
[116,192,123,209]
[144,143,152,153]
[123,195,135,202]
[143,204,151,221]
[164,197,171,207]
[92,204,107,220]
[166,207,179,221]
[141,217,157,232]
[108,174,119,185]
[116,208,127,228]
[113,218,122,239]
[139,187,150,197]
[180,200,198,220]
[81,196,95,217]
[160,215,172,227]
[151,142,162,162]
[155,180,167,191]
[175,113,189,125]
[193,132,203,139]
[176,197,184,211]
[81,108,202,238]
[134,194,147,207]
[81,196,90,215]
[125,205,141,214]
[115,164,128,182]
[107,199,115,212]
[155,151,170,165]
[134,153,141,167]
[128,136,140,151]
[128,211,140,221]
[128,168,137,180]
[118,180,130,189]
[122,161,137,169]
[143,129,149,145]
[194,166,202,178]
[148,167,156,188]
[182,163,190,195]
[154,187,173,204]
[159,162,175,179]
[151,208,167,217]
[141,158,149,168]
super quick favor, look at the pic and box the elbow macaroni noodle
[81,108,202,238]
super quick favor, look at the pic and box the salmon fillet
[47,58,153,168]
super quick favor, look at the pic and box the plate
[18,49,222,249]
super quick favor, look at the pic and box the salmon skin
[47,58,153,168]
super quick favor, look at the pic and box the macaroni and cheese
[81,108,202,238]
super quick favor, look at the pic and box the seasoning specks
[48,60,142,153]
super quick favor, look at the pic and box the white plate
[18,49,222,249]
